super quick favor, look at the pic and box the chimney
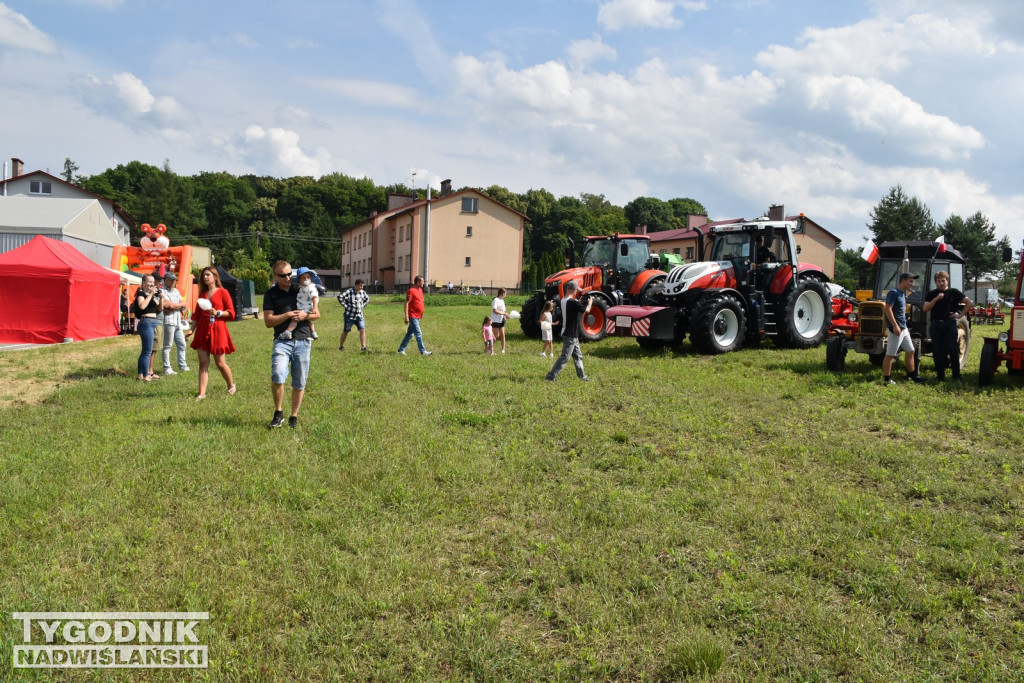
[685,214,708,231]
[11,158,24,178]
[768,204,785,221]
[440,179,452,196]
[636,224,647,235]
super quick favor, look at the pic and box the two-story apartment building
[341,180,526,291]
[0,158,133,267]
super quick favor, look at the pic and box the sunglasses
[275,271,292,278]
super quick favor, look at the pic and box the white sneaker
[539,352,547,357]
[180,366,191,372]
[163,369,177,375]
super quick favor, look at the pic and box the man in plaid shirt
[337,279,370,351]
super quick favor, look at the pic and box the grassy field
[1,300,1022,681]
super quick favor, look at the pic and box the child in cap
[280,268,319,340]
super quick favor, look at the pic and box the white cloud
[239,125,333,177]
[306,78,421,109]
[73,71,194,132]
[0,3,57,54]
[567,35,617,70]
[597,0,684,31]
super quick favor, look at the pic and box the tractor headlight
[999,331,1009,342]
[847,312,858,323]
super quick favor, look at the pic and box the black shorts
[492,320,505,329]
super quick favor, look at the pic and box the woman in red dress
[185,267,236,400]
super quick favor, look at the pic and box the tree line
[70,159,706,288]
[71,160,1013,295]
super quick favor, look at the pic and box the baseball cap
[898,273,918,282]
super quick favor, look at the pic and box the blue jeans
[546,336,586,380]
[137,317,158,376]
[398,318,427,354]
[161,324,189,372]
[272,338,312,390]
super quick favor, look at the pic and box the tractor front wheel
[520,293,544,339]
[826,335,847,372]
[979,342,997,387]
[579,296,610,343]
[690,295,746,354]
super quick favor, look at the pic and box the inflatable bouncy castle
[110,223,195,306]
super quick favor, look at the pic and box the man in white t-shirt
[491,288,508,354]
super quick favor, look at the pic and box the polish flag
[936,235,947,253]
[861,241,879,264]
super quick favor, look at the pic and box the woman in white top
[490,288,508,353]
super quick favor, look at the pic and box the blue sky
[2,0,1023,251]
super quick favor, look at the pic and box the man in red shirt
[397,275,432,356]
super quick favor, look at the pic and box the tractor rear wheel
[579,296,610,343]
[979,342,997,387]
[826,335,847,372]
[520,293,544,339]
[690,294,746,354]
[776,279,831,348]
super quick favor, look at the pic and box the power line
[177,231,342,244]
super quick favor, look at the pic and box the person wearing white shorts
[882,272,926,385]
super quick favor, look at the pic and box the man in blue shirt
[883,272,927,385]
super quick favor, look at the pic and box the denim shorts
[272,338,312,390]
[343,316,365,332]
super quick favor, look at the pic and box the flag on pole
[861,241,879,264]
[936,235,947,253]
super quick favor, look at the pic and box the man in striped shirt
[160,272,191,374]
[338,279,370,351]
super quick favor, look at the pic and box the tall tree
[867,185,938,243]
[941,211,1008,288]
[61,157,80,184]
[624,196,674,232]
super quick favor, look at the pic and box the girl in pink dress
[482,317,495,355]
[186,267,236,400]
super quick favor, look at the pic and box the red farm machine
[825,240,972,372]
[519,233,676,343]
[979,241,1024,386]
[601,217,833,354]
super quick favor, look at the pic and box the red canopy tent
[0,235,120,344]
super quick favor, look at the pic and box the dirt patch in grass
[0,337,134,406]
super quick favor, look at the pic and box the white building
[0,158,132,267]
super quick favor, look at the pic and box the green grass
[1,303,1022,681]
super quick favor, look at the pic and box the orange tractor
[979,242,1024,386]
[519,234,669,343]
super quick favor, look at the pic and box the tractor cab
[581,235,652,296]
[706,221,798,294]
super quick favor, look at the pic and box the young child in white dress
[539,300,557,357]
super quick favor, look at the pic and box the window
[461,197,478,213]
[686,247,694,259]
[398,229,403,242]
[29,181,52,195]
[673,248,681,255]
[407,225,413,240]
[466,226,473,237]
[465,257,472,267]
